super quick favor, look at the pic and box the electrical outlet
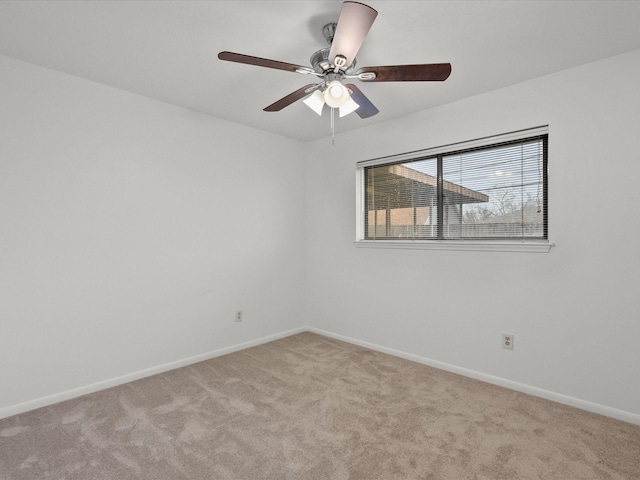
[502,333,514,350]
[235,310,243,322]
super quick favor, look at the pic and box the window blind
[363,130,548,241]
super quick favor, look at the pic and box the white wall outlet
[235,310,243,322]
[502,333,514,350]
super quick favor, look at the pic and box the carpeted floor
[1,332,639,479]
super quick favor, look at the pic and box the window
[356,126,551,252]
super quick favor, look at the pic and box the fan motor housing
[310,47,356,75]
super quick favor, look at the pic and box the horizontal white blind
[357,125,548,169]
[442,138,545,239]
[361,127,548,241]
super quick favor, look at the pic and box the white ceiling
[1,0,640,142]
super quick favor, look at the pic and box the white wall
[0,55,306,415]
[3,48,639,424]
[304,49,640,421]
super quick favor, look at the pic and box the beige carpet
[1,332,639,479]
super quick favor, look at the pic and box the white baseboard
[3,325,639,427]
[0,327,306,420]
[308,327,640,427]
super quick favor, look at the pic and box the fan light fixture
[303,80,360,117]
[324,81,349,107]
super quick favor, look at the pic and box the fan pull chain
[331,107,335,146]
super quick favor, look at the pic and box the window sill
[354,239,554,253]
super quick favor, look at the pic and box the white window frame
[355,126,553,253]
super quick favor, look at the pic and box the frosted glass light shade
[324,81,350,108]
[339,96,360,117]
[303,90,325,115]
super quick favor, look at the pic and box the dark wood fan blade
[357,63,452,82]
[263,84,320,112]
[328,2,378,69]
[345,84,379,118]
[218,51,308,73]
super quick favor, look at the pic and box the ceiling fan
[218,1,451,119]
